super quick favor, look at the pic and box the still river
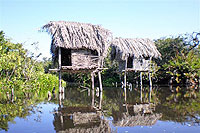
[0,85,200,133]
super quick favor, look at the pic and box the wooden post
[62,87,65,100]
[99,91,102,109]
[149,86,152,103]
[149,72,152,87]
[98,71,103,92]
[91,72,95,107]
[149,72,152,102]
[140,72,143,102]
[124,57,128,89]
[58,93,63,126]
[124,57,128,102]
[58,47,62,93]
[140,72,143,87]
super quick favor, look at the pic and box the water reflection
[53,90,111,132]
[113,85,162,128]
[0,85,200,132]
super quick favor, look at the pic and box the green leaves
[154,34,200,84]
[0,31,62,90]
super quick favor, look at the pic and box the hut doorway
[127,56,133,68]
[61,48,72,66]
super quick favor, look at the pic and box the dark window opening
[91,49,98,56]
[110,46,116,61]
[61,48,71,66]
[127,56,133,68]
[144,56,150,60]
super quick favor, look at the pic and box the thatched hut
[42,21,112,71]
[113,113,162,127]
[112,103,162,127]
[110,37,161,88]
[111,37,161,72]
[42,21,112,92]
[53,106,111,133]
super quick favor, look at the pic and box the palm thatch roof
[58,119,111,133]
[113,113,162,127]
[111,37,161,61]
[42,21,112,59]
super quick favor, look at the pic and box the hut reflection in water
[112,85,162,127]
[53,90,111,133]
[52,85,162,133]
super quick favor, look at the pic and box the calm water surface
[0,86,200,133]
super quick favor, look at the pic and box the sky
[0,0,199,59]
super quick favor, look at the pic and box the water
[0,86,200,133]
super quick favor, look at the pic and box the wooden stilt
[91,72,95,91]
[148,58,152,103]
[91,72,95,107]
[149,72,152,87]
[59,97,63,126]
[140,72,143,87]
[124,72,127,90]
[149,72,152,103]
[58,47,62,93]
[124,57,128,102]
[99,91,102,109]
[59,93,62,106]
[59,92,62,112]
[140,72,143,102]
[149,85,152,103]
[62,87,65,100]
[98,71,103,92]
[124,90,127,104]
[124,57,128,89]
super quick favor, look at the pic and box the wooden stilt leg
[124,57,128,102]
[124,71,127,102]
[124,71,127,89]
[140,72,143,87]
[91,72,95,107]
[98,71,103,92]
[149,72,152,103]
[59,71,62,93]
[62,87,65,100]
[58,47,62,94]
[99,91,102,109]
[149,72,152,88]
[140,72,143,103]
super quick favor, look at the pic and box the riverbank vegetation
[0,31,199,91]
[154,34,200,85]
[0,31,65,92]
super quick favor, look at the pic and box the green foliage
[41,57,54,73]
[0,31,64,90]
[102,49,121,87]
[154,35,200,84]
[163,50,200,84]
[154,36,189,66]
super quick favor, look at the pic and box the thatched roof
[58,120,111,133]
[112,103,162,127]
[111,37,161,61]
[42,21,112,58]
[113,113,162,127]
